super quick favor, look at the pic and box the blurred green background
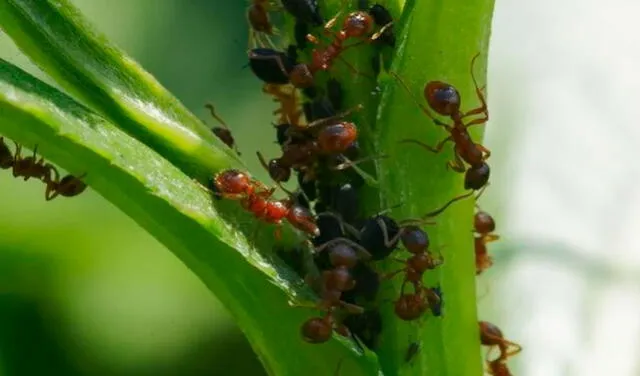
[0,1,274,375]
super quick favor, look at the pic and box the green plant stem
[372,0,495,375]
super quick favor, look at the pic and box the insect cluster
[0,137,87,201]
[205,1,522,373]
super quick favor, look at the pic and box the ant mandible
[394,53,491,190]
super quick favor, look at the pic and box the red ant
[393,287,440,321]
[247,0,277,48]
[479,321,522,363]
[255,10,391,88]
[211,169,319,236]
[205,104,241,155]
[257,105,369,183]
[394,54,491,191]
[0,137,14,169]
[300,241,365,343]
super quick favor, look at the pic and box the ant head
[287,204,320,236]
[317,122,358,154]
[215,169,252,195]
[343,11,374,38]
[328,243,359,268]
[267,158,292,182]
[394,292,428,321]
[290,64,315,88]
[400,226,430,254]
[464,162,490,190]
[301,316,333,343]
[474,210,496,234]
[424,81,461,116]
[479,321,504,346]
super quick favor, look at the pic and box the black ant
[204,104,241,155]
[45,173,88,201]
[281,0,323,26]
[394,54,491,190]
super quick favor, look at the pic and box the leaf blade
[0,0,240,180]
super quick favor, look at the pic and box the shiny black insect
[281,0,323,26]
[248,48,296,84]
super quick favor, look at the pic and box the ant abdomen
[317,122,358,154]
[464,162,490,190]
[424,81,461,116]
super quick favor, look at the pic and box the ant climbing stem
[391,53,492,190]
[205,104,241,155]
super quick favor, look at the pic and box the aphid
[0,137,14,169]
[341,263,380,302]
[281,0,323,26]
[430,286,444,317]
[479,321,522,362]
[326,78,344,110]
[368,4,396,47]
[248,48,296,84]
[45,173,88,201]
[474,208,499,275]
[247,0,277,48]
[205,104,241,155]
[405,341,421,363]
[395,54,491,190]
[297,171,317,202]
[294,20,310,50]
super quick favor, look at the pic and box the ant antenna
[420,190,475,220]
[205,103,230,129]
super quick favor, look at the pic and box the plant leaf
[0,0,239,181]
[0,59,382,376]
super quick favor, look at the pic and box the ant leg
[44,166,61,201]
[369,22,394,42]
[334,156,379,188]
[315,237,372,260]
[381,268,405,281]
[476,144,491,160]
[483,234,500,243]
[446,152,466,173]
[11,142,22,177]
[336,56,375,82]
[339,301,365,315]
[315,212,361,239]
[306,105,365,130]
[419,190,475,219]
[400,137,453,154]
[376,217,405,249]
[331,154,388,171]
